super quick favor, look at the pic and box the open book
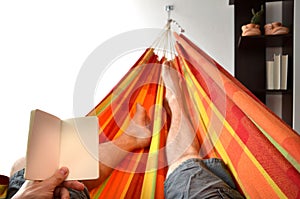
[25,109,99,181]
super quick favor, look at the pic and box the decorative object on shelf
[241,24,261,36]
[250,5,264,25]
[264,22,289,35]
[241,5,264,36]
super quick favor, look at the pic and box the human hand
[12,167,85,199]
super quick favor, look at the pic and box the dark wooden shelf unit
[230,0,294,126]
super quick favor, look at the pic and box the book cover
[273,54,281,90]
[25,109,99,181]
[281,54,288,90]
[266,61,274,89]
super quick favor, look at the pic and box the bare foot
[162,61,186,133]
[162,62,201,175]
[83,104,151,191]
[162,61,183,107]
[123,103,152,149]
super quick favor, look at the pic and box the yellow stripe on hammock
[141,79,164,199]
[179,53,287,198]
[91,48,155,116]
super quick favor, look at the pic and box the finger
[44,167,69,188]
[59,187,70,199]
[54,186,62,197]
[63,180,85,191]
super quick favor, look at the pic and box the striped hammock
[87,31,300,198]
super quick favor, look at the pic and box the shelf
[230,0,285,5]
[266,89,292,95]
[238,33,292,49]
[232,0,294,126]
[253,89,292,95]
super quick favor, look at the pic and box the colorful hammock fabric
[87,30,300,199]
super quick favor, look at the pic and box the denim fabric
[164,158,244,199]
[6,169,90,199]
[202,158,237,189]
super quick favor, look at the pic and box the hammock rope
[87,26,300,198]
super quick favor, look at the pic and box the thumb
[44,167,69,188]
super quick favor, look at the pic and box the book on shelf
[266,61,274,89]
[25,109,99,181]
[266,54,288,90]
[281,54,288,90]
[273,54,281,90]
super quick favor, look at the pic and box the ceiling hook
[165,5,174,20]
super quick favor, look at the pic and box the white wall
[137,0,234,70]
[0,0,233,176]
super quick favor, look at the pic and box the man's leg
[83,103,151,190]
[162,62,244,198]
[162,62,201,176]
